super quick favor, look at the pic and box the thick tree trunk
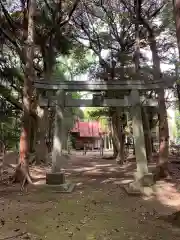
[142,107,152,162]
[133,0,149,170]
[35,65,53,162]
[175,63,180,111]
[173,0,180,110]
[112,138,118,158]
[111,110,125,164]
[35,106,49,163]
[29,116,37,153]
[111,115,118,158]
[14,130,32,184]
[148,110,157,153]
[173,0,180,56]
[149,34,170,179]
[35,38,56,160]
[15,0,36,188]
[111,131,118,158]
[47,109,54,153]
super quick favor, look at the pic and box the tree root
[12,163,33,191]
[116,157,125,165]
[102,155,116,160]
[0,231,27,240]
[153,162,171,181]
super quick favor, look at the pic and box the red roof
[71,121,103,137]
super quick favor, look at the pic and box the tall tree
[127,0,170,178]
[173,0,180,57]
[172,0,180,111]
[0,0,81,163]
[14,0,36,188]
[73,0,135,163]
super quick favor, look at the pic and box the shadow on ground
[0,152,180,239]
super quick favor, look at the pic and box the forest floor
[1,151,180,239]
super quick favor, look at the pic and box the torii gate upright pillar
[46,90,66,185]
[131,90,148,176]
[128,90,154,191]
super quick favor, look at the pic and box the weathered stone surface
[35,79,175,91]
[46,172,65,185]
[123,182,154,196]
[123,183,142,196]
[131,90,148,176]
[122,171,155,196]
[36,181,75,193]
[51,182,76,193]
[134,172,154,187]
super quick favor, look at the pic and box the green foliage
[84,107,109,120]
[73,108,84,120]
[56,48,95,80]
[70,48,95,75]
[160,2,176,37]
[52,60,85,143]
[0,109,21,149]
[83,107,109,132]
[0,0,178,150]
[52,64,68,81]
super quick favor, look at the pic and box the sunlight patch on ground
[113,179,132,185]
[155,182,180,208]
[95,164,113,167]
[141,182,180,210]
[124,171,134,176]
[108,167,121,172]
[65,167,96,173]
[101,178,116,184]
[33,180,46,185]
[119,163,133,169]
[83,169,104,175]
[2,153,180,239]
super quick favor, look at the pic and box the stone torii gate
[35,79,174,192]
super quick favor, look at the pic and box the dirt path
[1,153,180,239]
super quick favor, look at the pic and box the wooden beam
[39,96,158,107]
[34,79,175,91]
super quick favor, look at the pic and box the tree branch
[149,2,166,19]
[0,84,22,110]
[0,0,18,31]
[0,28,25,63]
[60,0,80,27]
